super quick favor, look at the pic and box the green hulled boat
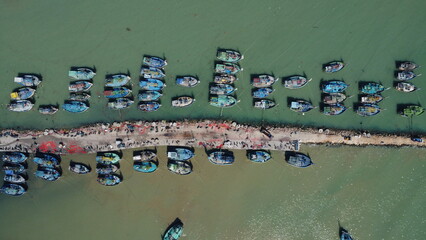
[96,152,121,164]
[400,105,424,117]
[209,95,237,108]
[216,49,243,62]
[163,219,183,240]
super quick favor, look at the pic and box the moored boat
[285,151,313,168]
[14,74,41,87]
[167,160,192,175]
[2,152,27,163]
[133,161,158,173]
[103,87,131,98]
[209,84,236,95]
[340,229,354,240]
[35,167,61,181]
[107,98,134,110]
[68,67,96,80]
[397,61,419,71]
[395,82,417,92]
[133,150,156,161]
[69,162,91,174]
[138,91,162,101]
[3,173,26,183]
[138,101,161,112]
[139,78,165,91]
[360,94,383,104]
[356,104,381,117]
[396,71,417,81]
[289,100,314,113]
[252,87,274,98]
[96,164,119,174]
[323,61,344,73]
[1,183,26,196]
[2,163,26,174]
[254,99,276,110]
[97,174,121,186]
[33,153,60,168]
[246,150,271,163]
[209,95,237,108]
[62,100,89,113]
[208,150,234,165]
[70,92,91,101]
[215,63,242,74]
[400,105,424,117]
[143,56,167,68]
[176,76,199,87]
[39,105,59,115]
[321,81,348,93]
[140,67,166,79]
[214,74,237,84]
[69,81,93,92]
[163,219,184,240]
[360,82,385,94]
[105,74,131,87]
[322,103,346,116]
[96,152,121,164]
[216,49,243,62]
[252,75,278,88]
[8,100,34,112]
[10,87,35,100]
[283,75,311,89]
[167,148,195,161]
[171,96,195,107]
[322,93,347,104]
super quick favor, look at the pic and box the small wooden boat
[283,76,311,89]
[69,81,93,92]
[107,98,134,110]
[35,167,61,181]
[247,150,271,163]
[171,96,194,107]
[285,151,313,168]
[323,61,344,73]
[208,150,234,165]
[138,91,162,101]
[252,75,278,88]
[215,63,242,74]
[10,87,35,100]
[133,150,156,161]
[97,174,121,186]
[289,100,314,113]
[69,162,91,174]
[68,67,96,80]
[133,161,158,173]
[340,229,354,240]
[62,100,89,113]
[360,94,383,104]
[1,183,26,196]
[103,87,131,98]
[216,49,243,62]
[167,160,192,175]
[322,103,346,116]
[3,173,26,183]
[8,100,34,112]
[254,99,276,110]
[356,104,381,117]
[209,84,236,95]
[360,82,385,94]
[143,56,167,68]
[400,105,424,117]
[70,92,91,101]
[176,76,199,87]
[163,219,184,240]
[209,95,237,108]
[321,81,348,93]
[395,82,417,92]
[2,163,26,174]
[96,164,119,174]
[96,152,120,164]
[139,78,165,91]
[14,74,41,87]
[167,148,195,161]
[396,71,417,81]
[140,67,166,78]
[138,102,161,112]
[1,152,27,163]
[397,61,419,71]
[33,154,60,168]
[322,93,347,104]
[214,74,237,84]
[105,74,131,87]
[252,87,274,98]
[39,105,59,115]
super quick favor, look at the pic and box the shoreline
[0,120,424,155]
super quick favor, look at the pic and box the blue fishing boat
[33,154,60,168]
[356,104,381,117]
[107,98,134,110]
[247,150,271,163]
[69,162,91,174]
[2,152,27,163]
[340,229,354,240]
[138,91,162,101]
[105,74,131,87]
[96,164,119,174]
[176,76,199,87]
[96,152,120,164]
[321,81,348,93]
[285,152,313,168]
[69,81,93,92]
[396,71,417,81]
[283,76,311,89]
[97,174,121,186]
[8,100,34,112]
[163,219,184,240]
[360,82,385,94]
[2,163,26,174]
[215,63,242,74]
[1,183,26,196]
[323,61,344,73]
[39,105,59,115]
[68,67,96,80]
[140,67,166,78]
[289,100,314,113]
[14,74,41,87]
[133,161,158,173]
[167,160,192,175]
[252,75,278,88]
[62,100,89,113]
[411,137,423,143]
[35,167,61,181]
[103,87,131,98]
[143,56,167,68]
[252,87,274,98]
[3,173,26,183]
[209,84,236,95]
[138,102,161,112]
[209,95,237,108]
[139,78,165,91]
[214,74,237,84]
[208,150,234,165]
[322,103,347,116]
[167,148,195,161]
[10,87,36,100]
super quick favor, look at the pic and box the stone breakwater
[0,120,423,154]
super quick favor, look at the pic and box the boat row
[133,150,158,173]
[1,151,29,196]
[33,153,62,181]
[139,56,167,112]
[96,152,122,186]
[8,74,40,112]
[395,61,420,81]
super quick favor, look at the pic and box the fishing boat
[163,219,184,240]
[289,100,314,113]
[62,100,89,113]
[246,150,271,163]
[283,76,311,89]
[97,174,121,186]
[397,61,419,71]
[321,81,348,93]
[340,229,354,240]
[105,74,131,87]
[322,103,347,116]
[167,160,192,175]
[107,98,134,110]
[35,167,61,181]
[252,87,274,98]
[209,95,237,108]
[103,87,131,98]
[254,99,276,110]
[411,136,423,143]
[322,93,347,104]
[400,105,424,117]
[323,61,344,73]
[214,74,237,84]
[69,162,91,174]
[216,49,243,62]
[133,161,158,173]
[69,67,96,80]
[215,63,242,74]
[14,74,41,87]
[356,104,381,117]
[208,150,234,165]
[39,105,59,115]
[395,82,417,92]
[96,152,120,164]
[3,173,26,183]
[360,94,383,104]
[252,75,278,88]
[140,67,166,78]
[138,91,162,101]
[133,150,156,161]
[139,78,165,91]
[396,71,417,81]
[171,96,195,107]
[176,76,199,87]
[69,81,93,92]
[10,87,36,100]
[8,100,34,112]
[143,56,167,68]
[285,152,313,168]
[167,148,195,161]
[138,102,161,112]
[1,183,26,196]
[2,163,26,174]
[70,92,91,101]
[209,84,236,95]
[2,152,27,163]
[33,154,60,168]
[96,164,119,174]
[360,82,385,94]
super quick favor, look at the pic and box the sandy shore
[0,120,423,154]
